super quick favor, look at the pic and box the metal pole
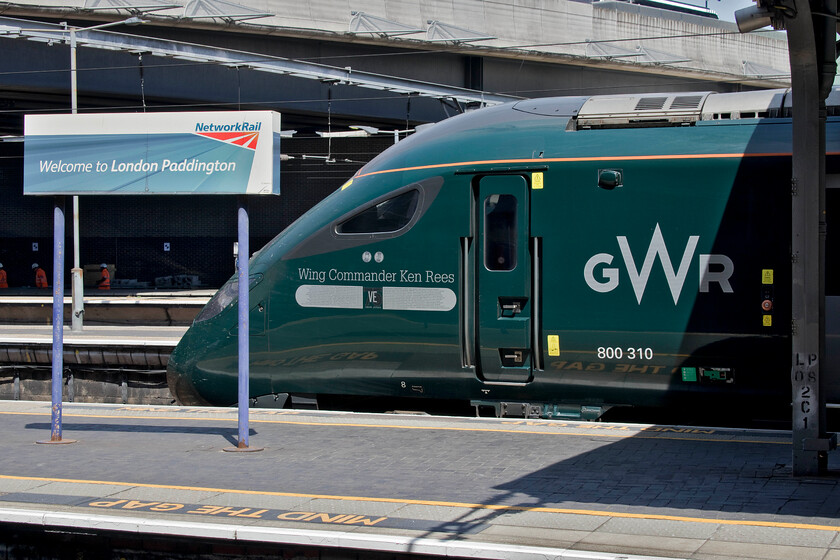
[786,0,830,475]
[69,27,77,114]
[224,196,260,452]
[71,197,83,331]
[43,198,67,443]
[69,26,84,332]
[38,199,76,445]
[238,197,249,447]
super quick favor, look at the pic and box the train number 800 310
[597,347,654,360]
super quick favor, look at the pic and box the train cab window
[484,194,517,271]
[336,189,420,234]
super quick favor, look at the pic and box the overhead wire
[0,24,785,71]
[0,54,791,117]
[0,63,794,121]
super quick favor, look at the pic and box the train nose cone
[166,364,212,406]
[166,333,213,406]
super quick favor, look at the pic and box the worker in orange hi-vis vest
[32,263,48,288]
[96,263,110,290]
[0,263,7,288]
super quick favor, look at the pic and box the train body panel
[167,88,840,419]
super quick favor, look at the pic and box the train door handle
[499,297,527,317]
[504,350,523,362]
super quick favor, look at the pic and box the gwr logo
[584,224,733,305]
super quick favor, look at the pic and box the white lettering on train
[584,223,733,304]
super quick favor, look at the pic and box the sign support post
[69,27,84,333]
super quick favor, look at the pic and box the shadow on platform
[24,422,255,447]
[414,429,840,546]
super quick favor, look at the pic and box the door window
[484,194,517,271]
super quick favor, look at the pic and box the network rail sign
[24,111,282,195]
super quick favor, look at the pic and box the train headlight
[194,273,264,323]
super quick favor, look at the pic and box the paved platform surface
[1,401,840,559]
[0,324,187,347]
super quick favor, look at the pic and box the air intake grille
[575,91,713,129]
[670,96,704,110]
[635,97,668,111]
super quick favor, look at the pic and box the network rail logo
[195,121,262,150]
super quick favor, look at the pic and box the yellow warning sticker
[763,315,772,327]
[547,334,560,356]
[532,172,544,190]
[762,269,774,285]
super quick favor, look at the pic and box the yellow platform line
[0,473,836,533]
[0,410,789,445]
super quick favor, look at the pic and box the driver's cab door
[474,174,532,383]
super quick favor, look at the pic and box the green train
[166,87,840,420]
